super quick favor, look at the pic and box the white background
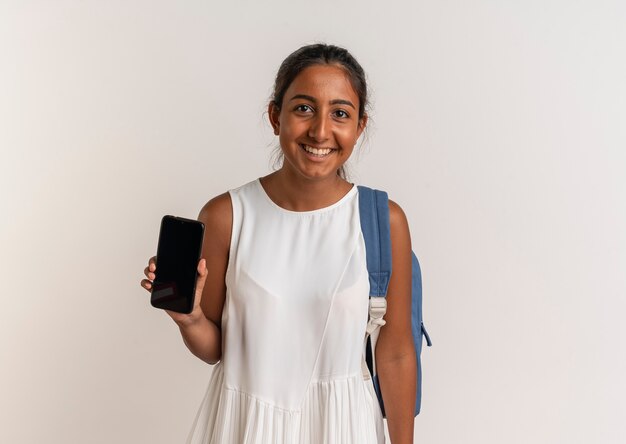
[1,1,625,442]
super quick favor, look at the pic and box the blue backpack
[357,185,432,417]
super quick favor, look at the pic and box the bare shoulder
[198,191,232,219]
[387,198,412,260]
[388,198,410,235]
[198,192,233,250]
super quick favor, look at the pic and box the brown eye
[295,104,313,113]
[334,110,349,118]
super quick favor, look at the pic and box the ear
[268,101,280,135]
[356,113,368,139]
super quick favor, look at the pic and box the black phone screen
[151,215,205,314]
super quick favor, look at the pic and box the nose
[307,113,330,142]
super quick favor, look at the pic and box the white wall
[1,1,625,442]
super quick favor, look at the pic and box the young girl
[141,43,417,444]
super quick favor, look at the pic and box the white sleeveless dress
[186,177,385,444]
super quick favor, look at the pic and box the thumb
[196,258,208,288]
[198,258,207,275]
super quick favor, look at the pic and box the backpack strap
[358,186,393,296]
[357,185,392,379]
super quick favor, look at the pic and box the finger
[144,266,155,280]
[197,259,208,282]
[194,259,208,297]
[149,256,157,271]
[197,258,207,275]
[140,279,152,290]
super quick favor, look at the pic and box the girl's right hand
[140,255,209,326]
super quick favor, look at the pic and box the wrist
[174,308,206,329]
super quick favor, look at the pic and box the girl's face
[269,64,367,181]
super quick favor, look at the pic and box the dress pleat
[187,363,384,444]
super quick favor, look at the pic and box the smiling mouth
[300,144,336,157]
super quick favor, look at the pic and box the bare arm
[141,192,232,365]
[177,191,232,365]
[375,199,417,444]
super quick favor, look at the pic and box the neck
[260,169,352,212]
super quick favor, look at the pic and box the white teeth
[302,145,333,156]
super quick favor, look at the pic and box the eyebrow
[288,94,356,110]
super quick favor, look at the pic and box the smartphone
[151,215,205,314]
